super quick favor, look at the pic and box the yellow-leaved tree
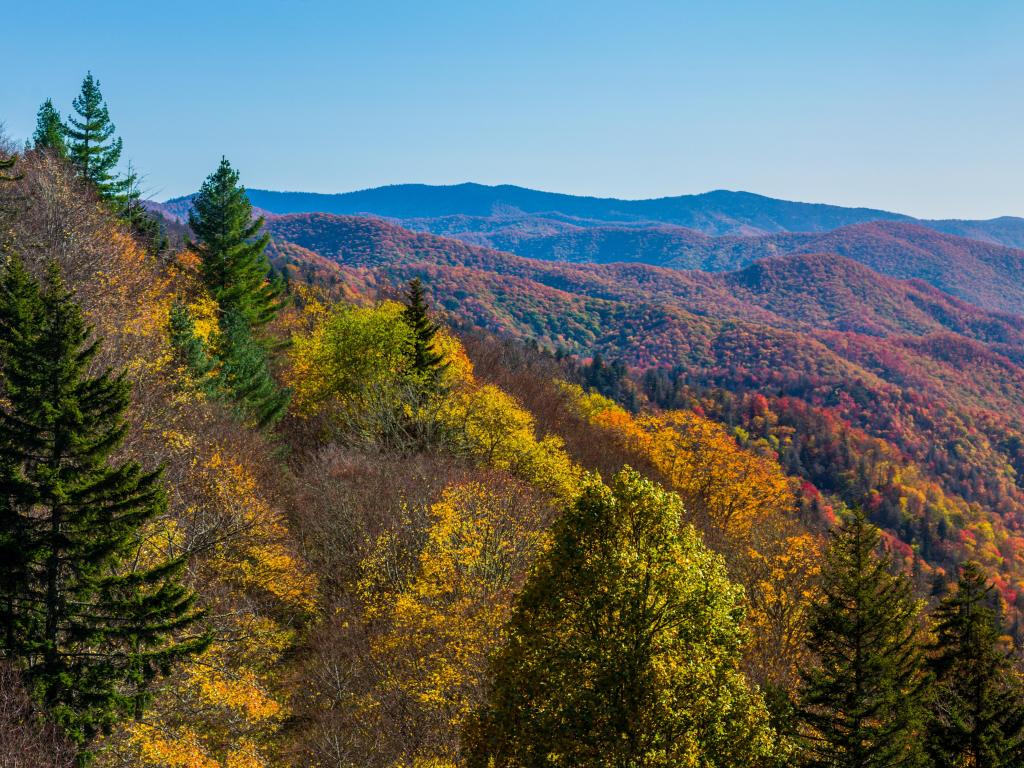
[561,383,821,692]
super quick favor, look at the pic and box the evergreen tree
[466,469,778,768]
[210,310,291,428]
[796,509,929,768]
[32,100,67,156]
[927,561,1024,768]
[188,158,282,329]
[0,258,207,760]
[64,73,127,200]
[167,301,214,380]
[119,163,168,256]
[402,277,446,380]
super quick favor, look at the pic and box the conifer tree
[466,469,777,768]
[209,310,291,428]
[167,301,214,380]
[188,158,282,329]
[796,509,929,768]
[0,258,207,759]
[32,100,67,156]
[119,163,168,256]
[65,73,127,200]
[927,561,1024,768]
[402,277,447,380]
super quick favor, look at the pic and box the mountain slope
[158,188,1024,314]
[160,182,1024,247]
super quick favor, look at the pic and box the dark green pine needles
[182,158,290,428]
[927,561,1024,768]
[65,73,127,200]
[188,158,284,329]
[797,509,930,768]
[33,99,67,156]
[0,257,208,762]
[403,277,448,380]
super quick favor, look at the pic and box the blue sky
[3,1,1023,218]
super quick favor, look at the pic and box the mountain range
[252,210,1024,552]
[154,184,1024,314]
[147,181,1024,622]
[159,182,1024,245]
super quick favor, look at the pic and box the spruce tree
[119,163,168,256]
[32,100,67,156]
[402,277,447,380]
[466,469,777,768]
[209,310,291,428]
[188,158,282,329]
[65,73,127,200]
[0,258,207,759]
[927,561,1024,768]
[796,509,929,768]
[168,301,214,381]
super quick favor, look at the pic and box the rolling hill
[258,212,1024,604]
[156,186,1024,314]
[479,221,1024,314]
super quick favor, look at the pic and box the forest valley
[1,74,1024,768]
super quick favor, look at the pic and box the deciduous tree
[466,469,777,768]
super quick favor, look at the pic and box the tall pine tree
[188,158,282,329]
[796,509,929,768]
[466,469,778,767]
[65,73,127,200]
[402,277,447,380]
[32,99,67,156]
[0,258,207,760]
[927,561,1024,768]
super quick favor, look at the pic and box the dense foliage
[254,211,1024,635]
[467,469,777,767]
[4,80,1024,768]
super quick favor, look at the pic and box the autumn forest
[2,71,1024,768]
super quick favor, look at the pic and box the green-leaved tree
[796,509,929,768]
[0,257,208,762]
[466,468,778,768]
[927,561,1024,768]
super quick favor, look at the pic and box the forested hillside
[252,211,1024,629]
[3,76,1024,768]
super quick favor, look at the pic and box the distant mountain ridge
[159,182,1024,246]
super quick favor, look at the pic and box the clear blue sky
[3,0,1023,218]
